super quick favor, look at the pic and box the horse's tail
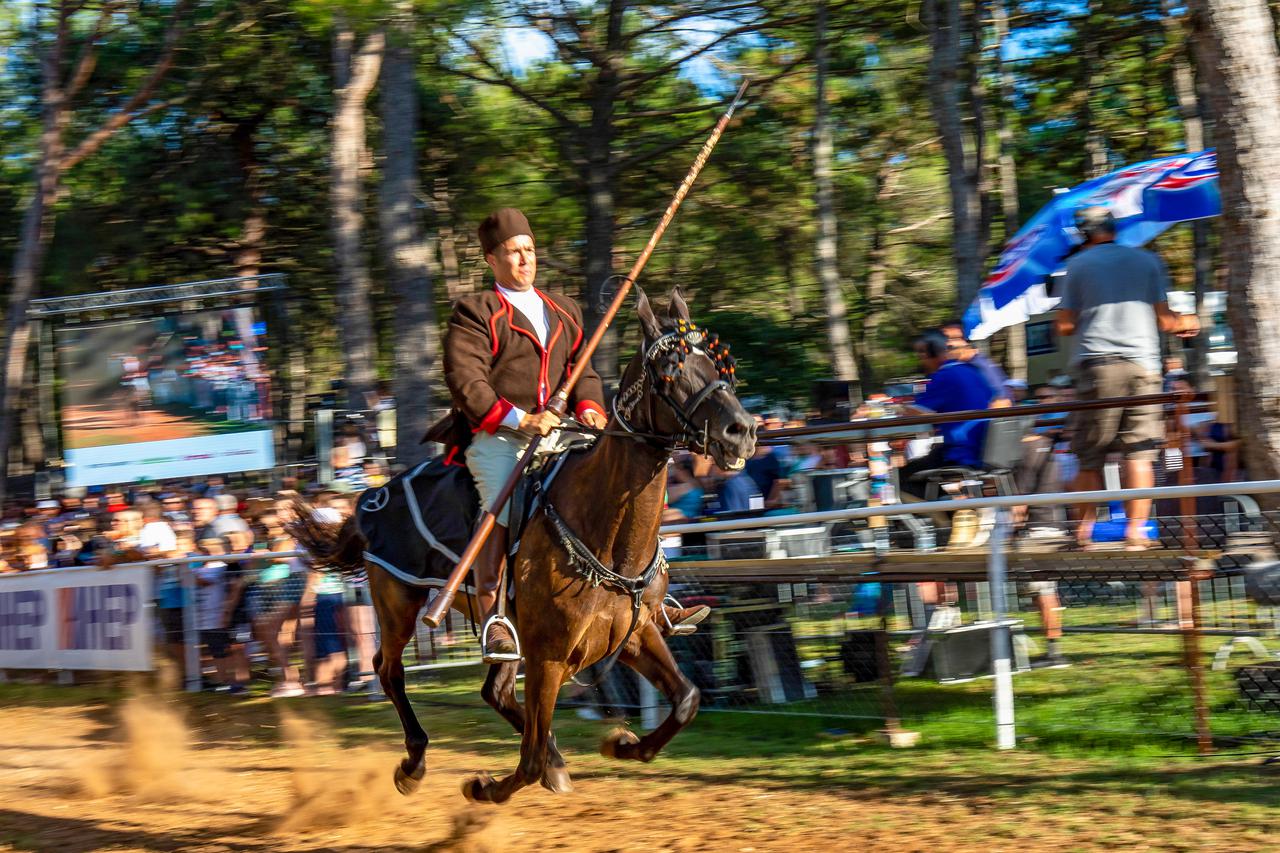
[287,496,367,573]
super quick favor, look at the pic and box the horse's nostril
[726,421,747,437]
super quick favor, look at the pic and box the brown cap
[478,208,533,254]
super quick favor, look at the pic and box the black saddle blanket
[356,457,480,590]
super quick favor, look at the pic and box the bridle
[610,318,737,453]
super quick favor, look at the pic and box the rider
[443,208,706,662]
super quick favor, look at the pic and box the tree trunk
[584,108,619,388]
[1082,1,1109,177]
[380,5,440,469]
[1164,0,1214,387]
[331,21,384,413]
[780,225,803,319]
[0,64,63,502]
[813,1,860,389]
[430,177,466,299]
[231,117,267,278]
[1188,0,1280,482]
[926,0,986,316]
[992,0,1026,381]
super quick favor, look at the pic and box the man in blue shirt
[896,330,1000,500]
[941,320,1012,406]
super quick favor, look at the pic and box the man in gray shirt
[1054,206,1198,549]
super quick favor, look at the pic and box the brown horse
[290,288,756,804]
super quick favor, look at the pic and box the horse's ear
[667,287,691,323]
[635,286,663,340]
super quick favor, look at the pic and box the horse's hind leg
[369,566,430,795]
[480,661,572,794]
[465,659,565,805]
[601,621,699,763]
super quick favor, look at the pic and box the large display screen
[57,307,274,487]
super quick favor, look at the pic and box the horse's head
[612,287,757,470]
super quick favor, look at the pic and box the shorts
[1070,358,1164,469]
[158,608,185,645]
[202,628,230,659]
[312,592,347,658]
[1024,581,1058,597]
[466,427,584,527]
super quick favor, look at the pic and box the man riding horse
[441,207,709,662]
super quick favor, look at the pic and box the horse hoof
[540,765,574,795]
[600,727,641,759]
[394,761,425,796]
[462,772,494,803]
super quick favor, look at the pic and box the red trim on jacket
[476,398,514,435]
[487,309,502,357]
[575,399,606,421]
[539,289,584,353]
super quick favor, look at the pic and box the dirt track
[0,692,1274,853]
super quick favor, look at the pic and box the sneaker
[1031,655,1071,670]
[270,683,306,699]
[227,683,248,695]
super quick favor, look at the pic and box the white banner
[0,566,153,671]
[64,429,274,488]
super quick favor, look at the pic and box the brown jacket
[443,287,605,434]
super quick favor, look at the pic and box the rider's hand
[579,408,608,430]
[519,409,563,437]
[1176,314,1201,338]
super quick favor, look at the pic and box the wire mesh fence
[8,495,1278,753]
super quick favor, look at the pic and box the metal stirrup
[480,613,522,663]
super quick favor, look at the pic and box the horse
[289,287,757,804]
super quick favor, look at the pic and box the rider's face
[486,234,537,291]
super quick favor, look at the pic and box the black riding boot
[474,525,519,662]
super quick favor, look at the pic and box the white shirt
[138,520,177,554]
[496,284,550,346]
[496,284,551,430]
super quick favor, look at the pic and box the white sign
[0,566,153,671]
[64,429,274,488]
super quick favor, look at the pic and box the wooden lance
[422,79,749,628]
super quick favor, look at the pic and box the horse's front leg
[601,621,699,763]
[480,660,572,793]
[464,659,565,805]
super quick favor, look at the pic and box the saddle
[355,436,594,591]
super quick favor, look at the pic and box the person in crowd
[192,497,219,540]
[895,330,1000,499]
[663,454,709,523]
[195,536,237,692]
[209,493,251,538]
[155,527,195,667]
[1053,206,1199,550]
[1005,378,1029,404]
[249,513,306,699]
[162,492,191,525]
[940,320,1013,406]
[12,523,50,571]
[138,501,177,556]
[218,527,255,693]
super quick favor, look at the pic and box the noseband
[612,319,737,452]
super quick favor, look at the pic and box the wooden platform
[668,544,1218,584]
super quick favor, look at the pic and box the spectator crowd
[0,477,379,699]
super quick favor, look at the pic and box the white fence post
[181,563,201,692]
[988,508,1016,750]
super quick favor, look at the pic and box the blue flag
[964,149,1220,339]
